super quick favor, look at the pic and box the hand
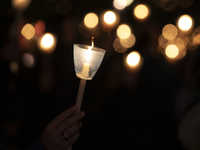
[40,106,85,150]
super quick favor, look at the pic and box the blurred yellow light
[21,23,35,40]
[38,33,57,54]
[120,33,136,48]
[113,0,127,10]
[12,0,31,10]
[117,24,131,39]
[84,13,99,28]
[126,0,134,6]
[193,34,200,46]
[178,15,193,31]
[165,44,179,58]
[162,24,178,40]
[104,11,116,25]
[134,4,149,19]
[113,38,128,53]
[10,61,19,74]
[126,51,141,67]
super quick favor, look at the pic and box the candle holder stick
[69,39,105,150]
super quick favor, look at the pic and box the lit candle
[80,37,94,78]
[70,37,106,150]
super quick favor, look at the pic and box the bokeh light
[10,61,19,74]
[38,33,57,54]
[11,0,31,10]
[55,0,72,15]
[117,24,131,39]
[34,20,46,36]
[165,44,179,59]
[113,38,128,53]
[22,53,35,68]
[126,51,141,67]
[162,24,178,40]
[178,14,193,31]
[120,33,136,48]
[104,11,116,25]
[134,4,149,20]
[21,23,35,40]
[113,0,127,10]
[126,0,134,6]
[84,13,99,28]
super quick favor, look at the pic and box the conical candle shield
[73,44,106,80]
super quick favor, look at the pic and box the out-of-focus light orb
[10,61,19,74]
[126,0,134,6]
[178,14,193,31]
[193,34,200,46]
[22,53,35,68]
[84,13,99,28]
[165,44,179,58]
[12,0,31,10]
[104,11,116,25]
[113,0,127,10]
[126,51,141,67]
[55,0,72,15]
[34,20,45,36]
[21,23,35,40]
[41,33,54,48]
[177,0,193,8]
[162,24,178,40]
[38,33,57,54]
[120,33,136,48]
[117,24,131,39]
[113,38,128,53]
[134,4,149,20]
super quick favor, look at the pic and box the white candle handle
[68,79,86,150]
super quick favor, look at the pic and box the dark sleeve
[0,139,8,150]
[26,138,47,150]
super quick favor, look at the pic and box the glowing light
[38,33,57,54]
[55,0,72,15]
[85,37,94,62]
[120,33,136,48]
[162,24,178,40]
[117,24,131,39]
[21,23,35,40]
[34,20,45,36]
[193,34,200,46]
[126,0,134,6]
[10,61,19,74]
[134,4,149,20]
[178,15,193,31]
[84,13,99,28]
[113,38,128,53]
[113,0,127,10]
[22,53,35,68]
[165,44,179,58]
[126,51,141,67]
[12,0,31,10]
[104,11,116,25]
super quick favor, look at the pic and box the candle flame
[85,36,95,62]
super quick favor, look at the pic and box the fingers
[57,111,85,133]
[50,106,78,128]
[62,122,82,140]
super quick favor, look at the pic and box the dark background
[1,0,200,149]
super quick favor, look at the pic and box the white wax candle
[81,62,90,77]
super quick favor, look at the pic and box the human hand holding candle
[68,38,105,150]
